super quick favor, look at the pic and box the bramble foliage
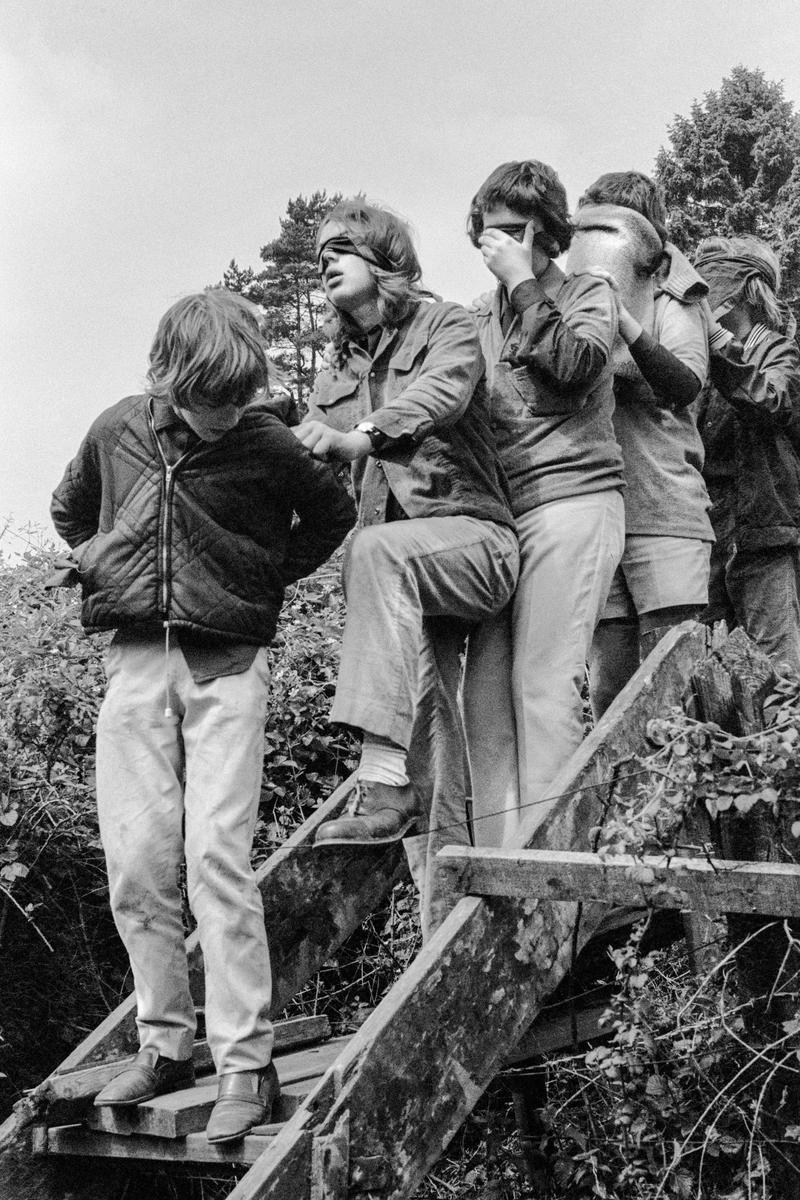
[655,66,800,312]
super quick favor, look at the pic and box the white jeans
[464,491,624,844]
[96,635,273,1073]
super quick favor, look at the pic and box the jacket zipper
[147,402,194,623]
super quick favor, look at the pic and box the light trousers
[96,636,273,1073]
[332,515,519,938]
[464,491,624,845]
[332,517,519,747]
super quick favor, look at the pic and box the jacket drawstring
[163,621,174,719]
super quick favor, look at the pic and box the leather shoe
[93,1047,195,1107]
[206,1062,280,1143]
[314,780,420,845]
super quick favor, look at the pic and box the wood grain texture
[436,847,800,916]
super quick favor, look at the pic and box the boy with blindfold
[293,199,518,936]
[696,236,800,673]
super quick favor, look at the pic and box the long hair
[695,236,784,332]
[147,289,269,409]
[317,200,433,362]
[466,160,572,257]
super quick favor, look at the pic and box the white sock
[358,737,409,787]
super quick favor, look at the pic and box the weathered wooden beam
[436,846,800,916]
[45,1124,279,1165]
[226,622,710,1200]
[507,1002,611,1062]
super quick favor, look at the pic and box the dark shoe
[205,1062,280,1144]
[93,1048,195,1107]
[314,780,420,846]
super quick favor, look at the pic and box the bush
[0,537,366,1116]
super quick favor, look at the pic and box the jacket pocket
[311,375,364,429]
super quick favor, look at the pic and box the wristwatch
[355,422,387,453]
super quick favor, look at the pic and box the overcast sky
[3,0,800,550]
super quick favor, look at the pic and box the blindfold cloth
[317,234,397,274]
[694,247,779,314]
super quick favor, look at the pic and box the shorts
[602,535,712,621]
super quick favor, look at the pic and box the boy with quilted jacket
[51,289,354,1141]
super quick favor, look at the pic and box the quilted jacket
[51,395,355,643]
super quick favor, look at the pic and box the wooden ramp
[1,622,710,1198]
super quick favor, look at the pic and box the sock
[358,735,409,786]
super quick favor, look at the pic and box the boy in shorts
[575,172,713,716]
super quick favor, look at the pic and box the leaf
[733,793,759,813]
[626,865,656,885]
[792,821,800,839]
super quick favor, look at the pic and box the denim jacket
[308,300,513,529]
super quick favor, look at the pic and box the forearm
[51,459,101,547]
[709,335,800,432]
[508,278,610,395]
[282,467,356,583]
[626,330,702,410]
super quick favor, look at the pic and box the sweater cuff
[708,325,734,351]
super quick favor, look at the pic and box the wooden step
[81,1039,350,1141]
[44,1014,332,1127]
[43,1124,280,1165]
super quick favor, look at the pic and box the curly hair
[146,289,269,410]
[317,200,434,359]
[466,160,572,257]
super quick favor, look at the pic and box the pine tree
[655,65,800,308]
[221,191,342,409]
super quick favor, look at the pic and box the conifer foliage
[655,65,800,312]
[221,191,342,410]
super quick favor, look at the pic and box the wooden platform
[40,1030,351,1166]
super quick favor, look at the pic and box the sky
[3,0,800,551]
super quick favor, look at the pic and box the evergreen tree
[221,191,342,409]
[655,65,800,308]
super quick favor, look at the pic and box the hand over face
[479,222,538,292]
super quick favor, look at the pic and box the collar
[150,396,184,432]
[659,242,708,303]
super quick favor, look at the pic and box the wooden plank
[226,622,711,1200]
[435,847,800,916]
[47,1124,280,1165]
[41,1015,333,1128]
[507,1002,611,1062]
[84,1075,319,1140]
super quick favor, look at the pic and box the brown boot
[314,780,420,846]
[93,1048,195,1107]
[205,1063,280,1144]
